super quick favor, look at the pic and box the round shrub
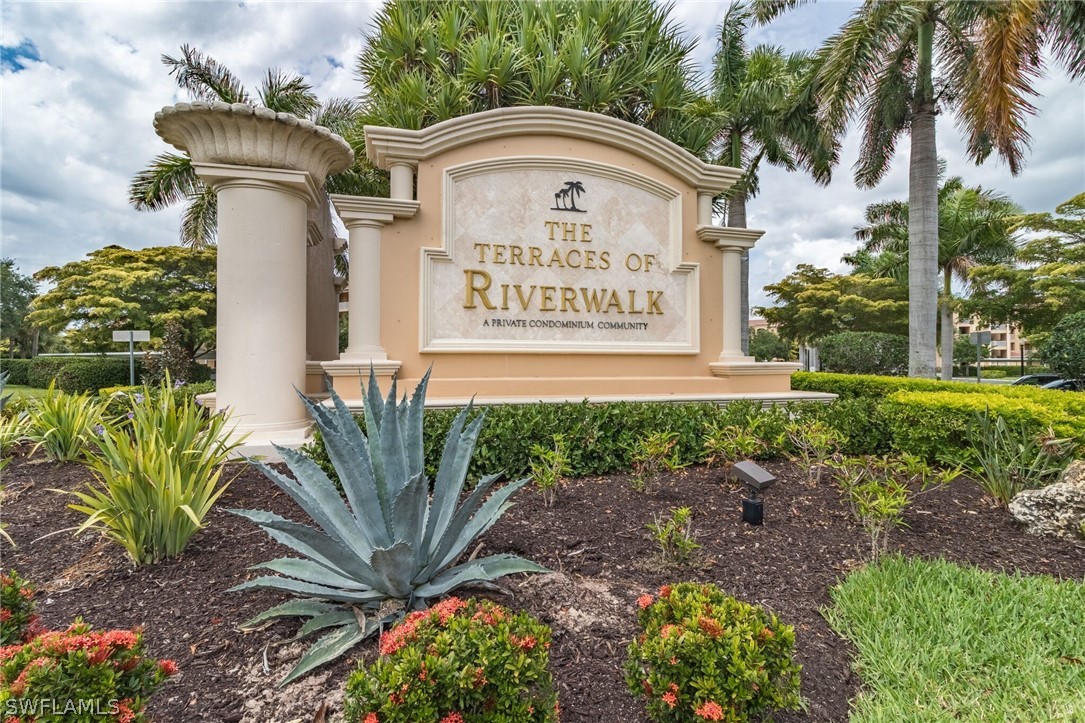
[1041,311,1085,380]
[1,570,42,645]
[819,331,908,376]
[0,619,177,721]
[343,598,558,723]
[0,359,31,387]
[625,583,801,722]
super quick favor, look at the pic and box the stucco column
[697,192,714,225]
[389,162,416,200]
[342,217,390,360]
[153,101,353,445]
[719,246,746,361]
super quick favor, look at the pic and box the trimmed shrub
[881,390,1085,461]
[0,619,177,721]
[625,582,801,722]
[343,598,557,722]
[819,331,908,376]
[1,570,42,645]
[0,359,31,386]
[808,397,892,456]
[28,356,144,393]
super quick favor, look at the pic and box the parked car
[1040,378,1082,392]
[1012,373,1062,386]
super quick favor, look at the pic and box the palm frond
[1043,1,1085,80]
[751,0,812,25]
[854,37,916,188]
[162,44,249,104]
[258,69,321,117]
[128,153,201,212]
[179,185,218,248]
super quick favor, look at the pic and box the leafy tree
[748,327,791,362]
[28,246,216,357]
[756,0,1085,378]
[129,45,366,247]
[356,0,717,154]
[819,331,908,376]
[966,193,1085,343]
[953,333,987,375]
[1040,311,1085,380]
[0,259,37,358]
[707,2,834,353]
[757,264,908,344]
[846,176,1020,379]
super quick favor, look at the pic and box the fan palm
[129,45,365,247]
[356,0,717,155]
[707,1,835,353]
[848,177,1021,379]
[755,0,1085,377]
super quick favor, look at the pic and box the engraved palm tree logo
[551,180,587,212]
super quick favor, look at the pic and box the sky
[2,0,1083,311]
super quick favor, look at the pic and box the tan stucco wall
[331,133,792,399]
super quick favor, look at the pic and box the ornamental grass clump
[1,571,42,645]
[625,583,802,722]
[64,378,244,565]
[0,619,177,722]
[25,382,106,462]
[343,597,557,722]
[230,369,546,684]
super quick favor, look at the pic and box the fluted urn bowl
[154,101,354,187]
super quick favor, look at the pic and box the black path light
[732,460,776,526]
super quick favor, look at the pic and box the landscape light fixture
[731,460,776,526]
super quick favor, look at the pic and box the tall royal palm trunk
[940,270,955,380]
[728,192,750,355]
[908,21,939,378]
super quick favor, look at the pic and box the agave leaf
[240,599,341,629]
[391,474,430,566]
[417,473,503,581]
[252,558,375,592]
[420,405,483,558]
[404,369,430,478]
[380,376,410,501]
[226,509,386,591]
[253,451,376,557]
[229,576,387,605]
[413,553,550,600]
[434,477,533,570]
[361,368,387,508]
[369,541,415,599]
[294,610,358,640]
[280,622,369,686]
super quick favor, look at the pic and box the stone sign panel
[421,158,698,353]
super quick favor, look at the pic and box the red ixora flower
[662,691,677,708]
[637,594,654,609]
[363,713,379,723]
[694,700,725,721]
[158,659,179,676]
[658,585,672,598]
[439,713,464,723]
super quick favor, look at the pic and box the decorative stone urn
[154,102,353,446]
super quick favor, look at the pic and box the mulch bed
[4,450,1084,722]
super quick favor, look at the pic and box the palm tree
[129,45,363,247]
[356,0,718,156]
[848,177,1021,379]
[564,181,586,212]
[755,0,1085,377]
[707,2,834,354]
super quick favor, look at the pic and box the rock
[1009,461,1085,541]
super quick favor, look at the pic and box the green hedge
[0,359,31,386]
[27,356,145,393]
[303,398,808,484]
[819,331,908,376]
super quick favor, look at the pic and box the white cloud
[1,0,1082,323]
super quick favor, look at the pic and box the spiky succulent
[228,369,546,684]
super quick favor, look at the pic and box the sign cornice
[364,107,742,194]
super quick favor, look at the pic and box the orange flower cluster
[439,713,465,723]
[658,585,672,598]
[697,617,724,638]
[637,594,654,609]
[379,598,470,656]
[694,700,725,721]
[509,634,537,651]
[661,681,680,708]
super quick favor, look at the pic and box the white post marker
[112,330,151,386]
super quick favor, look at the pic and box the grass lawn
[826,555,1085,721]
[5,384,47,400]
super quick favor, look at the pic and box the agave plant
[229,369,547,684]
